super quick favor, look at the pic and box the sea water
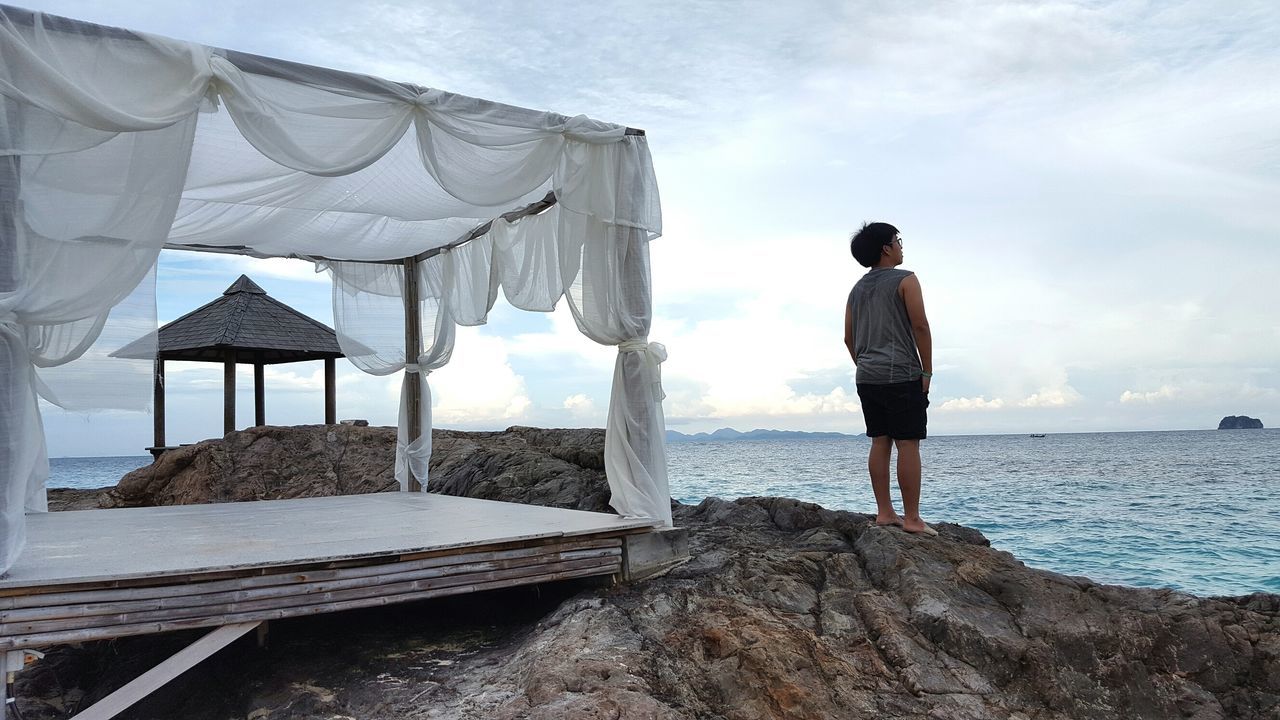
[49,455,151,491]
[49,429,1279,597]
[667,429,1280,597]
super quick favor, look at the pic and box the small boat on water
[1029,433,1047,438]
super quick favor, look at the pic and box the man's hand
[922,375,931,394]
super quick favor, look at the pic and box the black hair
[849,222,899,268]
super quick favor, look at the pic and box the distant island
[665,428,856,443]
[1218,415,1264,430]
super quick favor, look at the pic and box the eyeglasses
[890,237,903,248]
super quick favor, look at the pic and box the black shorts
[856,380,928,440]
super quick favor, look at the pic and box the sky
[28,0,1280,457]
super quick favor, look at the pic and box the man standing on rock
[843,222,936,536]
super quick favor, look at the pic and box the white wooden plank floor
[0,493,658,589]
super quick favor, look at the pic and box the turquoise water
[49,429,1280,597]
[667,429,1280,598]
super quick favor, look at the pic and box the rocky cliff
[20,425,1280,720]
[1219,415,1265,430]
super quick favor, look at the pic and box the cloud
[162,253,328,285]
[31,1,1280,455]
[563,393,595,415]
[430,331,531,426]
[167,364,326,394]
[1120,378,1279,406]
[1018,387,1083,408]
[817,1,1131,119]
[939,396,1005,412]
[1120,385,1180,404]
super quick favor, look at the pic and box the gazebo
[116,274,344,457]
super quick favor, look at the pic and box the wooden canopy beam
[162,191,561,266]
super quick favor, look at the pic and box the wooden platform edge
[0,547,621,631]
[0,529,646,597]
[0,558,618,650]
[0,537,623,608]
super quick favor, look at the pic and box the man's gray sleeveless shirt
[848,268,922,384]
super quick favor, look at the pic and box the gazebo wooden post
[324,358,336,424]
[402,255,422,492]
[153,358,165,455]
[253,352,265,427]
[223,350,236,436]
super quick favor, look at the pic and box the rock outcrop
[105,424,611,512]
[24,425,1280,720]
[105,424,400,507]
[1219,415,1265,430]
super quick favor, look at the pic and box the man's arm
[899,274,932,392]
[843,302,857,365]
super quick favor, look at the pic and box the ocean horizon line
[48,425,1274,460]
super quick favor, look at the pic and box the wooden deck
[0,493,660,650]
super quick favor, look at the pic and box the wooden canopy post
[253,352,265,427]
[152,359,165,457]
[223,350,236,436]
[324,358,336,424]
[0,111,20,571]
[402,255,422,492]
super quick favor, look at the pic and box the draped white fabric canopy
[0,6,670,574]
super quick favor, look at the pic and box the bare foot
[875,514,904,527]
[902,518,938,536]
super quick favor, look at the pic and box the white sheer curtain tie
[618,338,667,402]
[404,363,421,373]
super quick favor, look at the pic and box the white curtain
[325,194,672,526]
[0,6,668,573]
[0,11,208,569]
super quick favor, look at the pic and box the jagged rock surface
[22,426,1280,719]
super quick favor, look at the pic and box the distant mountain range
[665,428,856,443]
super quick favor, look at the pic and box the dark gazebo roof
[119,275,343,364]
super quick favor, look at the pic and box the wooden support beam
[153,359,165,453]
[410,191,558,264]
[402,256,422,492]
[324,358,336,424]
[69,621,260,720]
[222,351,236,436]
[253,357,265,427]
